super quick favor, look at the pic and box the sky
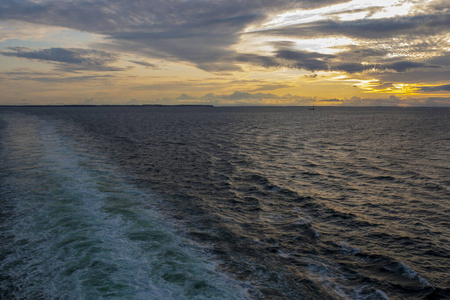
[0,0,449,106]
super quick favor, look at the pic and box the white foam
[0,113,250,299]
[307,257,390,300]
[339,241,361,255]
[385,262,431,288]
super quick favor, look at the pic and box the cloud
[189,91,319,106]
[177,93,197,101]
[231,49,433,74]
[229,50,333,72]
[275,49,332,71]
[2,47,116,65]
[384,61,428,72]
[419,84,450,92]
[304,73,318,79]
[0,0,350,72]
[0,0,448,77]
[251,84,292,92]
[134,79,229,92]
[318,98,343,104]
[164,91,301,105]
[428,52,450,66]
[0,20,63,42]
[83,98,95,105]
[330,61,431,73]
[157,92,450,107]
[246,3,449,74]
[0,69,116,83]
[331,62,375,73]
[1,47,124,72]
[129,60,159,69]
[234,54,280,68]
[258,13,450,40]
[323,6,384,18]
[374,70,450,85]
[199,91,282,102]
[335,46,389,59]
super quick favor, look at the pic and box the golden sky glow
[0,0,449,106]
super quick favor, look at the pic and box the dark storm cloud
[1,47,124,72]
[0,0,349,72]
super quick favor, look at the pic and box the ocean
[0,106,449,299]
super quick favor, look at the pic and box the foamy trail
[0,113,249,299]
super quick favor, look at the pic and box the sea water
[0,106,449,299]
[0,112,249,299]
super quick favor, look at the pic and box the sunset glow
[0,0,449,106]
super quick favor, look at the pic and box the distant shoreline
[0,104,215,108]
[0,105,448,108]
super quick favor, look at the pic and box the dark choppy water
[1,106,449,299]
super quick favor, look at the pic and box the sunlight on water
[1,106,449,300]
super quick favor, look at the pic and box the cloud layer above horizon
[0,0,449,105]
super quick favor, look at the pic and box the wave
[0,113,249,299]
